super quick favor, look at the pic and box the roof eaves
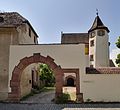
[23,20,39,38]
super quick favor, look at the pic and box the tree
[116,36,120,67]
[38,63,55,86]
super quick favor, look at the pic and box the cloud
[110,48,120,67]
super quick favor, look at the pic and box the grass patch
[20,92,34,101]
[40,87,55,92]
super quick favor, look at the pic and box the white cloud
[110,48,120,67]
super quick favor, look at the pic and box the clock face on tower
[97,30,105,36]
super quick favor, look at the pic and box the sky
[0,0,119,63]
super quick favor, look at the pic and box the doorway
[63,68,81,102]
[67,78,74,86]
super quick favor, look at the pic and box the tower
[88,14,110,67]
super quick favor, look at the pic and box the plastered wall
[9,44,120,102]
[9,44,87,97]
[81,73,120,102]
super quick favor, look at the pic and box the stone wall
[0,28,18,100]
[0,23,38,100]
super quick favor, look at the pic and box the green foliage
[116,54,120,67]
[86,98,92,102]
[116,36,120,66]
[56,93,71,104]
[38,63,55,87]
[116,36,120,48]
[40,87,55,92]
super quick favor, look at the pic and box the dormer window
[0,17,4,23]
[97,30,105,36]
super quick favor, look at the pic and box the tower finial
[96,9,98,16]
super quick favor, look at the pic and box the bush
[56,93,71,104]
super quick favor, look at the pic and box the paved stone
[1,103,120,110]
[3,88,120,110]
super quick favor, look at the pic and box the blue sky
[0,0,119,58]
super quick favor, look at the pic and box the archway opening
[8,53,63,102]
[19,63,56,103]
[62,69,82,102]
[67,78,74,86]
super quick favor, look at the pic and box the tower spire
[88,10,110,33]
[96,9,98,16]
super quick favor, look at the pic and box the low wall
[81,67,120,102]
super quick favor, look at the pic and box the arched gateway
[8,53,63,102]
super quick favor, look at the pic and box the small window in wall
[90,40,94,47]
[29,80,31,84]
[90,55,94,61]
[90,65,93,68]
[29,28,31,37]
[34,36,36,43]
[85,44,89,55]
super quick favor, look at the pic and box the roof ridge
[62,33,88,34]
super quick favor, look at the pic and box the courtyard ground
[1,87,120,110]
[21,90,55,104]
[21,87,76,104]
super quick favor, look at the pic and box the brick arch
[65,75,76,86]
[8,53,63,102]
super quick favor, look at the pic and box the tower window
[90,65,93,68]
[90,40,94,47]
[90,31,95,38]
[90,55,94,61]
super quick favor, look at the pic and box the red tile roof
[86,67,120,74]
